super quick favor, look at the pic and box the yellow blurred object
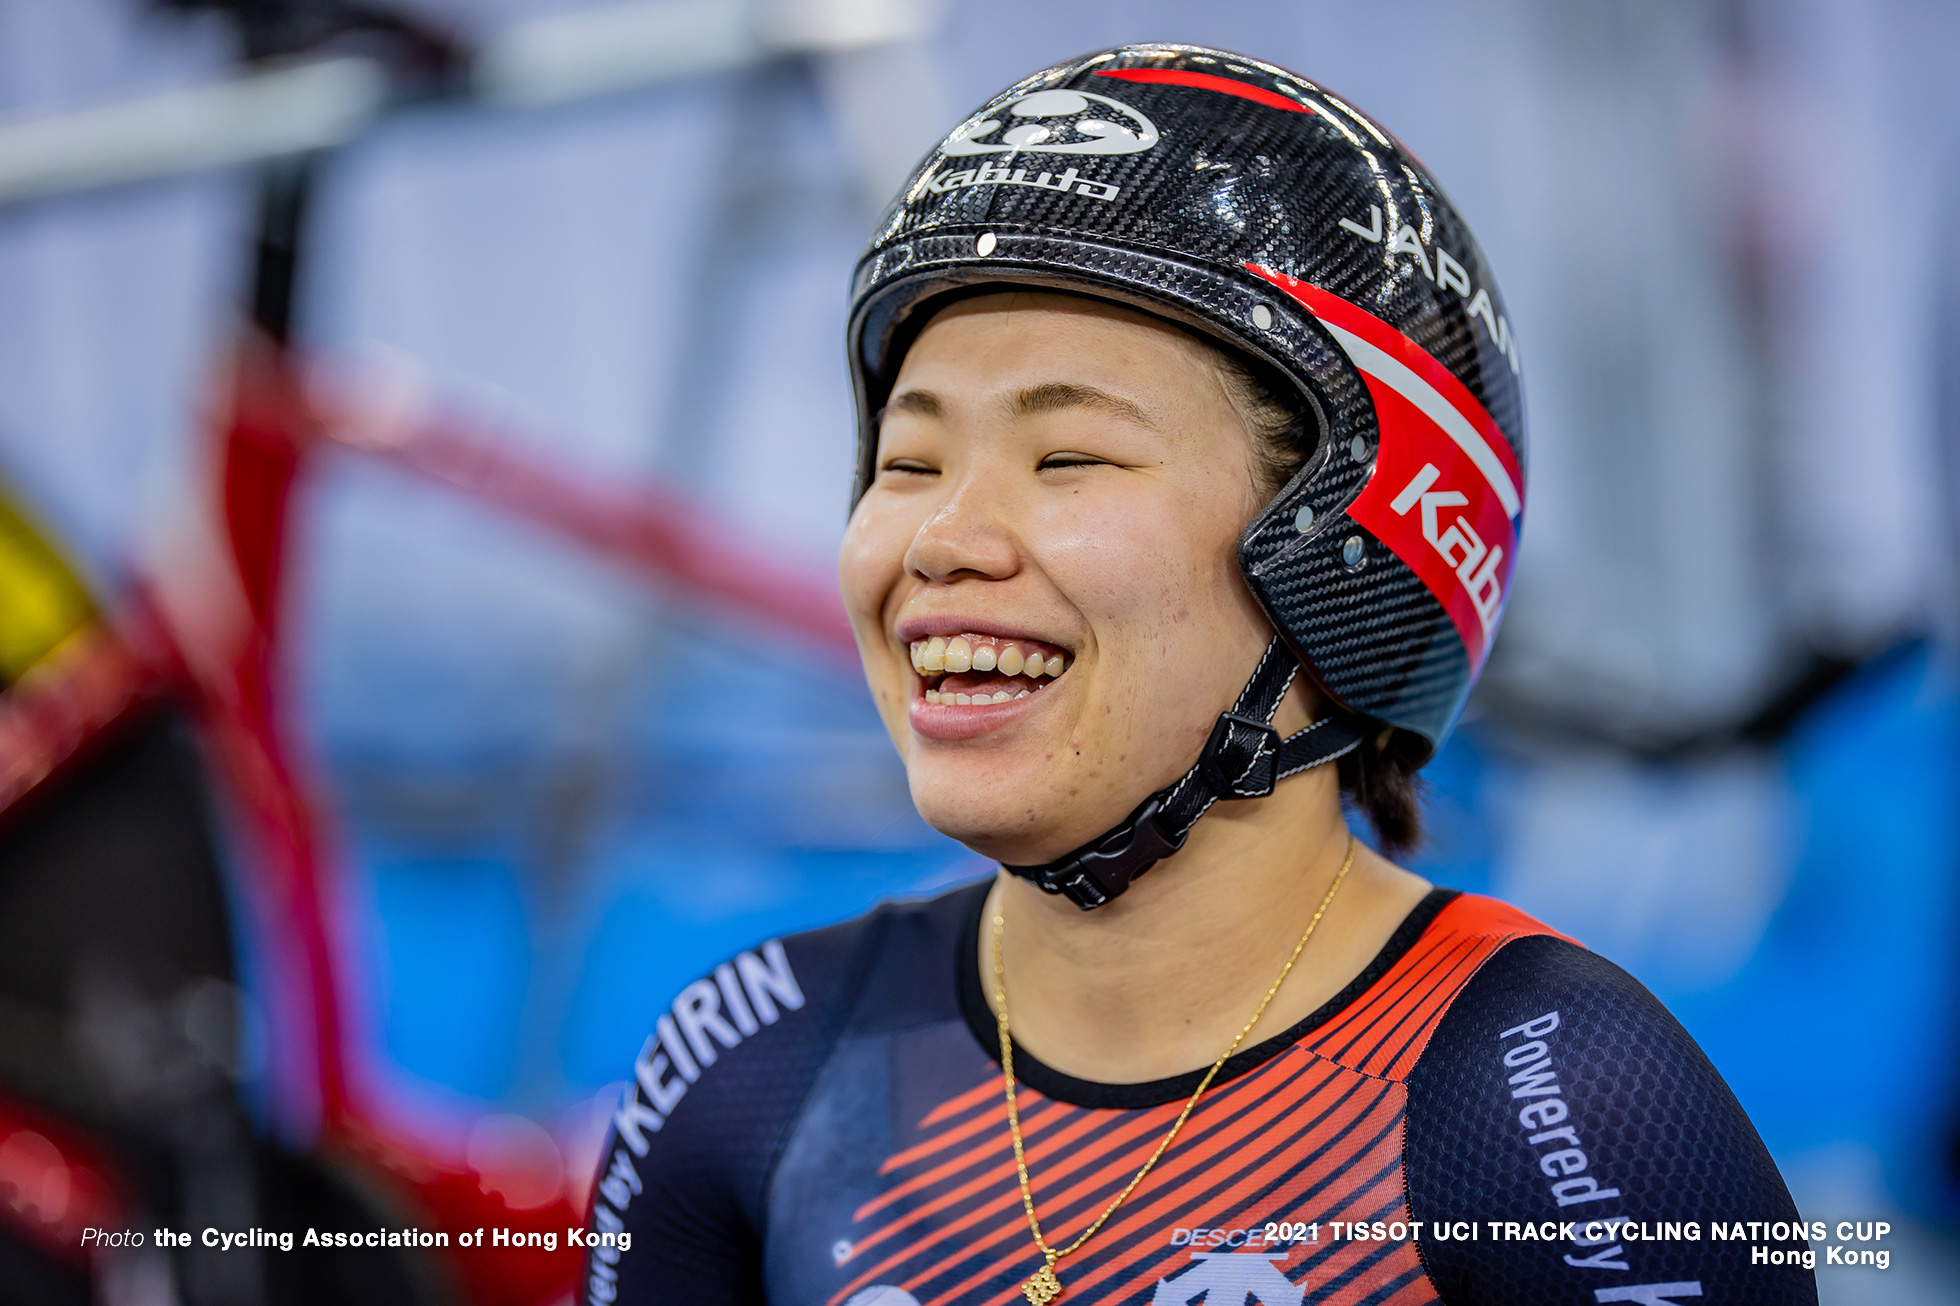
[0,490,95,687]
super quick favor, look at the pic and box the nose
[903,471,1021,586]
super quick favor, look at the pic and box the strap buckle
[1012,794,1186,910]
[1000,639,1327,911]
[1199,712,1282,799]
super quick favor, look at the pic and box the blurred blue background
[1,1,1957,1301]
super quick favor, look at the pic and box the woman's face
[838,292,1281,865]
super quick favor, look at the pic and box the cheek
[838,507,917,742]
[837,502,909,626]
[1032,480,1248,632]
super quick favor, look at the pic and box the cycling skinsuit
[581,883,1817,1305]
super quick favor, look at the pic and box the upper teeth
[907,636,1067,684]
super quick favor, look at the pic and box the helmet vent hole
[1293,503,1315,533]
[975,231,997,256]
[1250,303,1275,330]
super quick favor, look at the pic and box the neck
[983,764,1431,1085]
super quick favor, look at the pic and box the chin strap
[1002,638,1366,910]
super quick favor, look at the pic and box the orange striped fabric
[826,893,1563,1306]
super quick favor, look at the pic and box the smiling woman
[580,44,1815,1306]
[842,292,1288,859]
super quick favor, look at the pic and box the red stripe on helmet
[1246,267,1524,504]
[1095,67,1315,114]
[1247,267,1523,670]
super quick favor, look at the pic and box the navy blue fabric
[1408,934,1817,1304]
[579,898,911,1304]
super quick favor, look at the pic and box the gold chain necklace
[992,834,1356,1305]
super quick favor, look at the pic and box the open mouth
[908,633,1071,706]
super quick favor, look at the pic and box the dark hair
[1210,347,1427,860]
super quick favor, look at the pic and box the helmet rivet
[1342,535,1366,568]
[975,231,997,256]
[1250,303,1275,330]
[1348,435,1370,464]
[1293,503,1315,533]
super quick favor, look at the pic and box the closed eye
[881,458,938,476]
[1039,454,1115,470]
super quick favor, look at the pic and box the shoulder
[1295,889,1570,1081]
[1410,922,1729,1111]
[609,878,985,1162]
[1401,904,1815,1304]
[1405,903,1767,1188]
[580,880,987,1305]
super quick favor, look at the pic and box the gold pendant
[1022,1262,1063,1305]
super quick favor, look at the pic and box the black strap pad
[1003,641,1366,909]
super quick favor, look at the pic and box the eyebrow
[881,381,1156,430]
[883,389,943,420]
[1006,382,1154,428]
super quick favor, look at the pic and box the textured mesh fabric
[582,888,1814,1306]
[578,903,912,1305]
[1408,935,1818,1304]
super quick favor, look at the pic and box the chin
[907,770,1110,868]
[910,782,1031,863]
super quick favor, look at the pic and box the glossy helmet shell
[846,44,1526,761]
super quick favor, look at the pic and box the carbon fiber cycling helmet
[847,44,1526,908]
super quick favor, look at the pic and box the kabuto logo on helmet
[923,87,1159,204]
[943,88,1159,157]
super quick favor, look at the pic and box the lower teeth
[926,688,1035,705]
